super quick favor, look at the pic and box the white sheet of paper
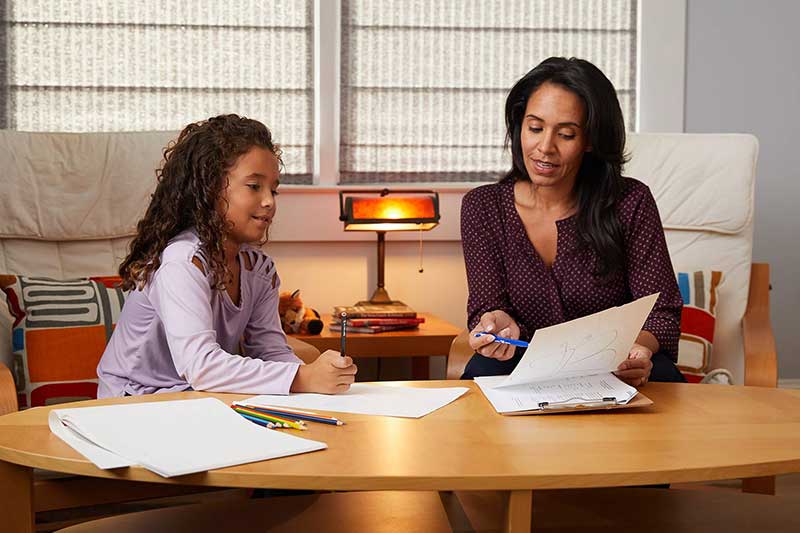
[495,293,659,388]
[238,383,469,419]
[49,410,134,469]
[476,373,637,414]
[49,397,327,477]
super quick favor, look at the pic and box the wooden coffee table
[291,312,462,379]
[2,381,800,532]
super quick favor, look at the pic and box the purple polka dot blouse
[461,177,683,362]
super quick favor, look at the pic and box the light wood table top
[3,381,800,532]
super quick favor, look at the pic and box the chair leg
[742,475,775,495]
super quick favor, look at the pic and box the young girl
[97,115,357,397]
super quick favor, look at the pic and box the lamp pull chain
[418,229,424,273]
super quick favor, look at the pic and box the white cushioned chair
[447,133,777,494]
[0,131,321,518]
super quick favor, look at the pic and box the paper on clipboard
[474,373,641,413]
[493,293,659,389]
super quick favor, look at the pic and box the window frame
[258,0,688,242]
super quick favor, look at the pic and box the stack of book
[330,304,424,333]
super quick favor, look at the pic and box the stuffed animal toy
[279,289,324,335]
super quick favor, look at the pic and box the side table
[291,312,462,379]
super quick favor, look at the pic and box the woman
[460,57,685,384]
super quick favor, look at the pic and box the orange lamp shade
[340,191,440,232]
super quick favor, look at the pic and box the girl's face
[520,82,591,191]
[220,146,280,246]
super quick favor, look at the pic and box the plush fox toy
[278,289,324,335]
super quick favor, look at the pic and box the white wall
[684,0,800,379]
[266,240,468,380]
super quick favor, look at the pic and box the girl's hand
[291,350,357,394]
[614,343,653,387]
[468,310,521,361]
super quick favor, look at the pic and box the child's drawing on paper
[526,329,619,378]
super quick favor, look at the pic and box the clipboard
[501,391,653,416]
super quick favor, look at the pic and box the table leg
[503,489,532,533]
[411,357,430,380]
[0,459,34,533]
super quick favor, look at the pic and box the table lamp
[339,189,440,306]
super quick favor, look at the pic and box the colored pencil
[237,403,345,426]
[234,406,287,427]
[236,411,276,429]
[236,403,343,425]
[235,405,310,427]
[233,405,299,426]
[233,405,306,430]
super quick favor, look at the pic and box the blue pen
[474,332,529,348]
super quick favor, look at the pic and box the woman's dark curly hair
[504,57,628,278]
[119,114,282,291]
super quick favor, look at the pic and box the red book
[332,317,425,327]
[328,323,420,334]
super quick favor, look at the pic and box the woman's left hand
[614,343,653,387]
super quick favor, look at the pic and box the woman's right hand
[291,350,357,394]
[467,310,521,361]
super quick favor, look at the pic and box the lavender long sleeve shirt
[97,229,301,398]
[461,177,683,362]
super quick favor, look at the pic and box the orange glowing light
[350,197,436,221]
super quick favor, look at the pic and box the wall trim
[779,379,800,390]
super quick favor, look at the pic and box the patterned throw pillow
[0,275,127,408]
[676,270,722,383]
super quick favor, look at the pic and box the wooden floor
[440,474,800,533]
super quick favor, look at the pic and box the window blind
[0,0,313,183]
[340,0,637,184]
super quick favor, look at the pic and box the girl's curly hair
[119,114,281,291]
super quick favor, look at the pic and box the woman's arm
[461,187,526,360]
[623,185,683,362]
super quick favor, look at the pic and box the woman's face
[520,82,591,190]
[220,146,280,246]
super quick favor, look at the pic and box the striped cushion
[676,271,722,382]
[0,275,127,408]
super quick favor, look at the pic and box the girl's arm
[241,272,303,364]
[149,261,300,395]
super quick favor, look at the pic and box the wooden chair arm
[286,335,322,365]
[742,263,777,387]
[446,329,473,380]
[0,361,18,415]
